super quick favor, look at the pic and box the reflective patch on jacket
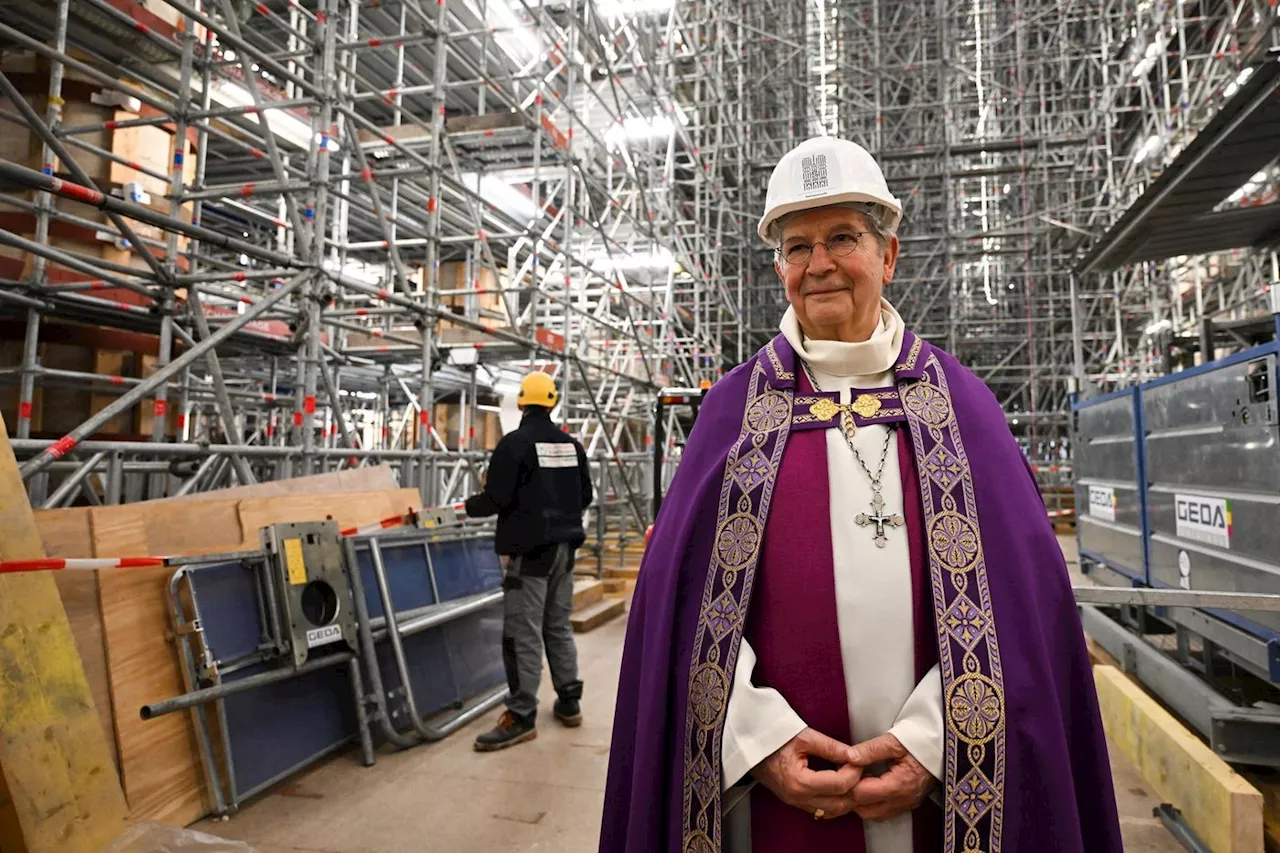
[535,442,578,468]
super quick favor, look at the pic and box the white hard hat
[757,136,902,246]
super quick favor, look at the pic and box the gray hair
[770,201,897,252]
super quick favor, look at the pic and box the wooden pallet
[572,579,605,611]
[571,598,625,633]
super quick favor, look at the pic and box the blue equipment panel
[350,534,506,723]
[185,533,506,804]
[1072,389,1146,581]
[190,560,355,800]
[1072,336,1280,680]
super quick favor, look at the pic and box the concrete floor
[193,536,1177,852]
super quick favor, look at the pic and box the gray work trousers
[502,542,582,720]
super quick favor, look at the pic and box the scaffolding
[1074,0,1280,394]
[736,0,1278,466]
[0,0,784,555]
[1,0,1277,528]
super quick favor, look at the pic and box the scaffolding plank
[236,488,421,545]
[161,464,402,504]
[0,412,128,853]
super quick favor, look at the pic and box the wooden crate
[0,325,177,439]
[0,52,197,279]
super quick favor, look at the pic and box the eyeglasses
[775,232,868,266]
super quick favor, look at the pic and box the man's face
[775,207,899,341]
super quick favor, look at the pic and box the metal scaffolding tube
[0,160,301,269]
[18,273,308,479]
[187,288,257,485]
[0,229,157,297]
[0,0,984,523]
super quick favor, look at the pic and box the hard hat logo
[800,154,830,195]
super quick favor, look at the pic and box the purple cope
[599,330,1124,853]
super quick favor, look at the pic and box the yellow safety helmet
[517,371,558,408]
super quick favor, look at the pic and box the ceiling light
[589,247,674,272]
[595,0,674,16]
[1223,67,1254,99]
[461,173,540,222]
[606,116,674,148]
[1132,134,1161,165]
[213,81,313,149]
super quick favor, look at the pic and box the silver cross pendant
[855,490,905,548]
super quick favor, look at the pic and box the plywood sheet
[141,501,243,557]
[99,563,207,826]
[236,487,422,543]
[84,499,240,559]
[34,505,94,558]
[88,505,149,557]
[162,464,401,504]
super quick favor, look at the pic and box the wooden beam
[0,412,129,853]
[1094,664,1264,853]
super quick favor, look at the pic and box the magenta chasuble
[744,366,942,851]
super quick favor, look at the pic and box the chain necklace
[801,360,904,548]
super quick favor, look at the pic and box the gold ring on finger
[813,808,825,820]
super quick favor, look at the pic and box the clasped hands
[750,727,935,822]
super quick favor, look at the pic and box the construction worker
[464,370,593,751]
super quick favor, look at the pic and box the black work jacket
[464,408,593,561]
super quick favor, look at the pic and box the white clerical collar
[780,299,905,378]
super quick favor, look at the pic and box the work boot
[553,697,582,727]
[473,710,537,752]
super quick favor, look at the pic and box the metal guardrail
[1071,586,1280,612]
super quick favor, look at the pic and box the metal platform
[1076,46,1280,273]
[145,518,508,815]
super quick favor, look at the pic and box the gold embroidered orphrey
[680,342,1006,853]
[902,353,1006,853]
[681,360,792,853]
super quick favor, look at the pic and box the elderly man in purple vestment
[599,136,1124,853]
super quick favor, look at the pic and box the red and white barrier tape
[2,507,468,574]
[338,511,418,538]
[0,557,167,575]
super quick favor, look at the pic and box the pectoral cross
[855,490,905,548]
